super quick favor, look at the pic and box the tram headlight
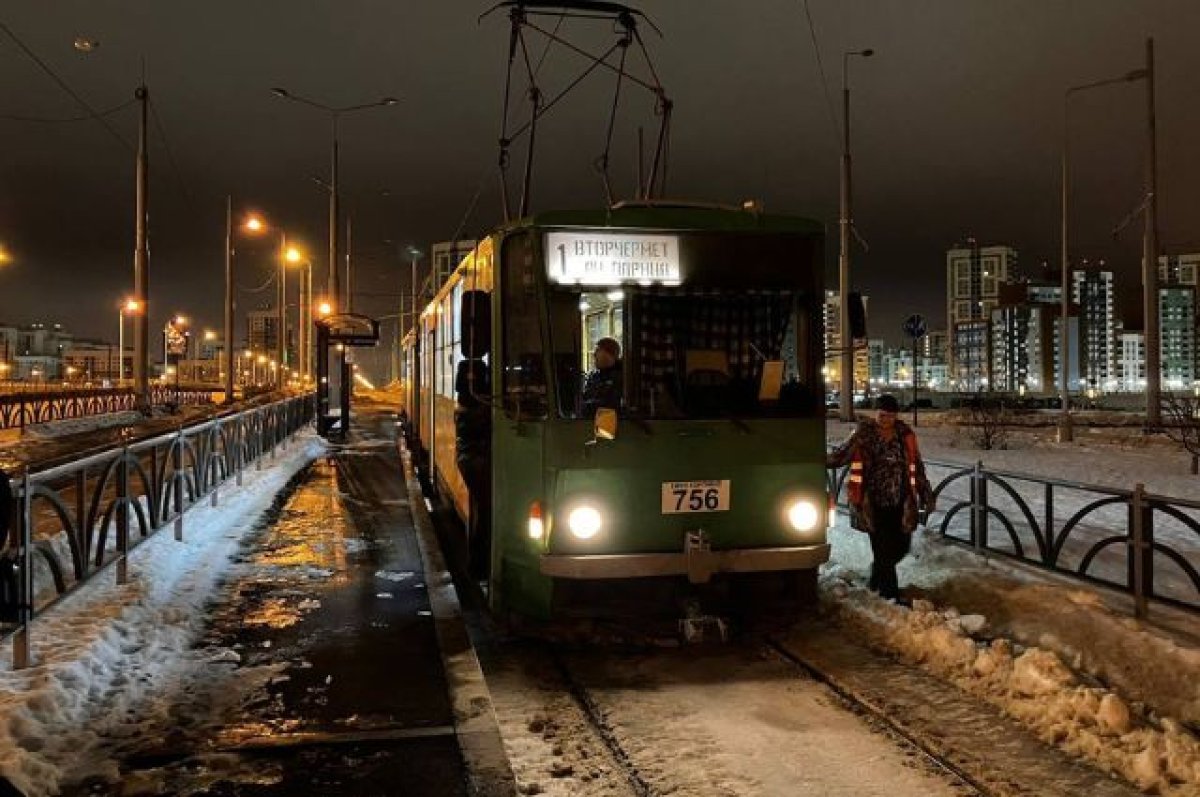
[567,505,604,540]
[785,499,820,533]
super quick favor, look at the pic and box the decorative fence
[1,393,314,668]
[828,458,1200,618]
[0,385,216,432]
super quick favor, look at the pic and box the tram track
[546,645,659,797]
[762,635,990,796]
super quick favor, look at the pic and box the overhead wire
[797,0,842,152]
[0,97,136,123]
[148,98,197,211]
[0,18,134,152]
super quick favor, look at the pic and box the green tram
[402,203,831,620]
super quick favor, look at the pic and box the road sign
[903,314,927,340]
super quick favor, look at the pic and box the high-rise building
[1117,331,1146,392]
[921,329,949,365]
[867,339,887,386]
[990,285,1079,394]
[823,290,870,390]
[1158,252,1200,287]
[1072,269,1117,391]
[247,309,281,357]
[946,242,1018,389]
[1159,286,1195,389]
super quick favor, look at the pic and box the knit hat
[876,394,900,413]
[595,337,621,360]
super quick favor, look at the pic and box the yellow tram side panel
[415,237,496,529]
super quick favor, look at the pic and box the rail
[0,385,218,432]
[827,456,1200,618]
[1,393,315,668]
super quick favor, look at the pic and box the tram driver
[581,336,624,417]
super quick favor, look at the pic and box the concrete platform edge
[399,440,518,797]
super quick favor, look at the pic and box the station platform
[67,403,514,796]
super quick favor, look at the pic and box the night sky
[2,1,1199,379]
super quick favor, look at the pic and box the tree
[1160,393,1200,474]
[964,393,1009,450]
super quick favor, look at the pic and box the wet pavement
[66,407,469,796]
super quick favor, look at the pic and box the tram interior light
[567,505,603,540]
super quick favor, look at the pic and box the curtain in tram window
[636,290,793,412]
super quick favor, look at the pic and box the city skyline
[1,2,1199,356]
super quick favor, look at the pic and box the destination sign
[546,231,681,286]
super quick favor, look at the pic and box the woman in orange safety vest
[827,394,934,603]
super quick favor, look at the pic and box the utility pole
[1143,37,1161,427]
[278,232,287,384]
[223,196,234,403]
[133,84,151,413]
[329,115,340,310]
[345,217,353,313]
[839,49,873,422]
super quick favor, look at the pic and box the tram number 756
[660,480,730,514]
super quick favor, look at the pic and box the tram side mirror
[848,292,867,340]
[459,290,491,359]
[594,408,619,441]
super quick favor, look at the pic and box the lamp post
[1059,64,1149,442]
[838,48,873,423]
[224,204,267,404]
[269,89,398,312]
[286,245,313,383]
[271,88,397,425]
[277,231,288,387]
[118,297,139,387]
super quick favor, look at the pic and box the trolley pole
[1143,37,1161,428]
[838,49,873,423]
[132,85,151,413]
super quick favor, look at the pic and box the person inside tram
[581,336,623,417]
[455,358,492,581]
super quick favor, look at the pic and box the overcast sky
[2,1,1198,377]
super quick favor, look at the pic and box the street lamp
[225,204,269,403]
[269,88,398,311]
[1059,64,1149,442]
[838,48,873,423]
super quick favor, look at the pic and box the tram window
[550,287,819,420]
[501,233,548,419]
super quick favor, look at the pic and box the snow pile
[829,524,1200,727]
[22,411,143,440]
[0,432,323,796]
[821,563,1200,794]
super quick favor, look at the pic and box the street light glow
[174,315,187,326]
[123,297,140,313]
[244,215,266,233]
[317,300,333,317]
[285,246,303,263]
[0,245,12,265]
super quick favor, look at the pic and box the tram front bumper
[539,541,830,585]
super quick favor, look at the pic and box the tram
[402,202,832,620]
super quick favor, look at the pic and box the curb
[399,440,517,797]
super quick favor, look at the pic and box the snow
[21,412,143,440]
[823,522,1200,794]
[0,431,323,796]
[486,645,966,796]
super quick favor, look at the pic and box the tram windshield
[546,231,822,420]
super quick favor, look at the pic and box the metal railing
[828,457,1200,618]
[0,385,217,432]
[1,393,314,668]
